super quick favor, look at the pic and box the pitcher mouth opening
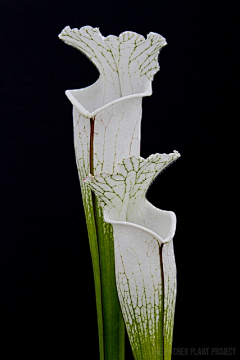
[104,209,176,246]
[65,80,152,119]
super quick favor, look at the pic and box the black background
[0,0,238,358]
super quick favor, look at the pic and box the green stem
[95,200,125,360]
[79,116,125,359]
[80,184,104,359]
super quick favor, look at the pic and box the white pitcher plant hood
[84,151,180,360]
[58,26,167,175]
[58,26,167,117]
